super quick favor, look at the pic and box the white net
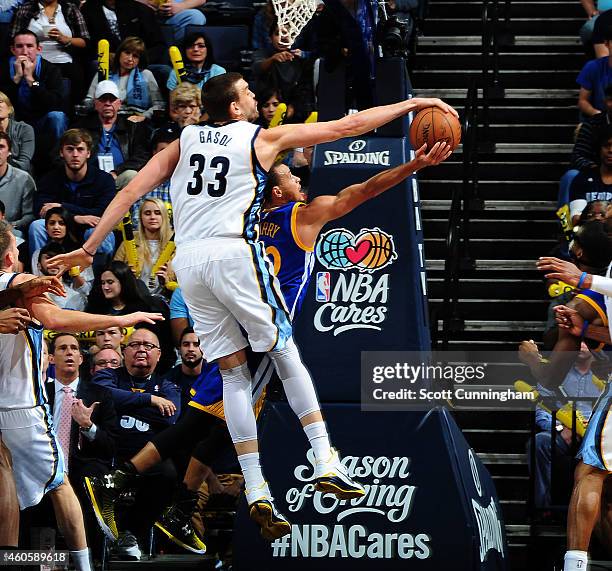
[272,0,318,47]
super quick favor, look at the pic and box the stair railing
[481,0,503,139]
[436,80,479,349]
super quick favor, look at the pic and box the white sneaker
[246,482,291,541]
[314,448,366,499]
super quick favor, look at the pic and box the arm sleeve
[535,407,554,432]
[144,70,165,118]
[590,274,612,296]
[577,59,597,90]
[11,173,35,229]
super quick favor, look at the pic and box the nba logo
[316,272,330,302]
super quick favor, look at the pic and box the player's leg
[0,438,19,548]
[218,241,364,499]
[564,461,608,571]
[48,477,93,571]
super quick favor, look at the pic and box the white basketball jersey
[0,273,46,411]
[170,121,267,245]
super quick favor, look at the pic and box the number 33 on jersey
[170,122,267,246]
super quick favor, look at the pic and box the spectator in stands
[93,326,180,559]
[522,342,602,509]
[134,0,205,46]
[166,30,225,92]
[252,0,275,51]
[252,20,315,123]
[571,85,612,173]
[85,260,174,372]
[0,30,68,153]
[94,326,124,354]
[83,37,165,121]
[256,86,283,127]
[30,206,79,271]
[164,326,201,414]
[0,131,34,237]
[10,0,90,102]
[577,26,612,116]
[0,91,35,172]
[581,4,612,58]
[37,243,93,310]
[80,0,166,66]
[168,82,201,128]
[86,260,152,316]
[76,80,152,190]
[579,199,610,223]
[568,125,612,224]
[130,123,178,222]
[91,348,122,374]
[114,197,176,296]
[30,128,116,257]
[169,286,192,347]
[46,333,118,488]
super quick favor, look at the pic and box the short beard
[182,356,203,370]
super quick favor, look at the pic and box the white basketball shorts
[173,238,293,362]
[0,405,65,509]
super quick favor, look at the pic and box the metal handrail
[437,80,479,348]
[481,0,503,136]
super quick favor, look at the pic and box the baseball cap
[95,80,120,100]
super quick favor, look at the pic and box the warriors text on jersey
[260,202,315,318]
[170,121,267,245]
[0,272,46,410]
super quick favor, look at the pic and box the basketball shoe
[84,469,134,541]
[313,448,366,499]
[246,482,291,541]
[154,487,206,554]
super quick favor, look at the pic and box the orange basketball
[409,106,462,151]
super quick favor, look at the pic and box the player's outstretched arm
[296,142,452,245]
[257,98,458,167]
[46,140,181,271]
[11,272,163,332]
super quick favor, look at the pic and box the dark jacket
[35,163,116,218]
[93,366,181,458]
[46,379,118,476]
[75,113,152,175]
[80,0,166,64]
[571,112,610,171]
[0,58,65,123]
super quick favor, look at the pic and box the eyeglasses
[188,43,207,49]
[126,341,159,351]
[95,359,121,367]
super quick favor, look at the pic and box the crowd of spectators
[0,0,331,563]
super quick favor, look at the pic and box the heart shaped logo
[345,240,372,264]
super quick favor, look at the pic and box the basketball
[409,106,462,151]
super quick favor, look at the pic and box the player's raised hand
[15,275,66,301]
[414,142,453,169]
[537,257,585,287]
[46,247,94,273]
[0,307,32,334]
[413,97,459,118]
[118,312,165,327]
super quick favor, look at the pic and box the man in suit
[46,333,119,553]
[47,333,118,482]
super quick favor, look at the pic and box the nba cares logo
[316,228,398,273]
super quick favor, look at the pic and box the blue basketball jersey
[575,289,610,352]
[260,202,315,318]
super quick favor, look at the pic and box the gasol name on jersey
[199,130,232,147]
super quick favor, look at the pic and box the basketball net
[272,0,318,47]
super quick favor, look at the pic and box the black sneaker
[114,530,142,560]
[84,469,132,541]
[155,505,207,554]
